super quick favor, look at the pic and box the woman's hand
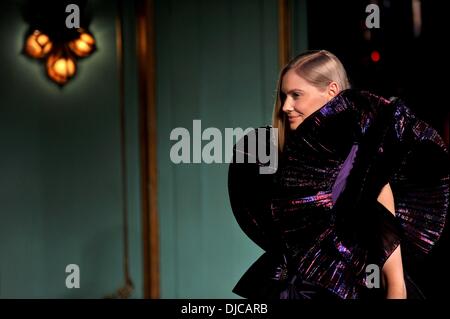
[377,183,407,299]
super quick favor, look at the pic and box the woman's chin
[289,121,302,130]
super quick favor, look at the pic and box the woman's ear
[327,81,339,100]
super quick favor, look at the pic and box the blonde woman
[228,50,448,299]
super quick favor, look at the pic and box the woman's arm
[377,183,407,299]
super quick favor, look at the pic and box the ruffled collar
[283,89,361,160]
[286,89,353,136]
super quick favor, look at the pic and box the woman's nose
[282,98,293,113]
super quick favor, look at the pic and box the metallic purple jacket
[228,89,449,299]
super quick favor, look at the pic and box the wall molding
[136,0,160,299]
[278,0,292,68]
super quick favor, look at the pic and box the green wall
[292,0,308,55]
[155,0,281,298]
[0,0,143,298]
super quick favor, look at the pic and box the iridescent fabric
[228,89,449,299]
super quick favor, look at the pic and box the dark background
[307,0,449,136]
[306,0,449,299]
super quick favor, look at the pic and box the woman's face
[281,69,337,130]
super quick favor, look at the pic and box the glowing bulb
[69,31,96,57]
[80,32,95,45]
[24,30,52,59]
[46,52,76,85]
[37,34,49,46]
[53,58,75,76]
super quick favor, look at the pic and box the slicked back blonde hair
[272,50,351,152]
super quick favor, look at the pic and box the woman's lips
[288,116,300,122]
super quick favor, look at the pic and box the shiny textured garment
[228,89,449,299]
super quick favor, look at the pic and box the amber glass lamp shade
[24,30,53,59]
[23,26,96,86]
[46,50,77,85]
[68,30,96,58]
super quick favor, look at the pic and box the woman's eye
[292,92,300,99]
